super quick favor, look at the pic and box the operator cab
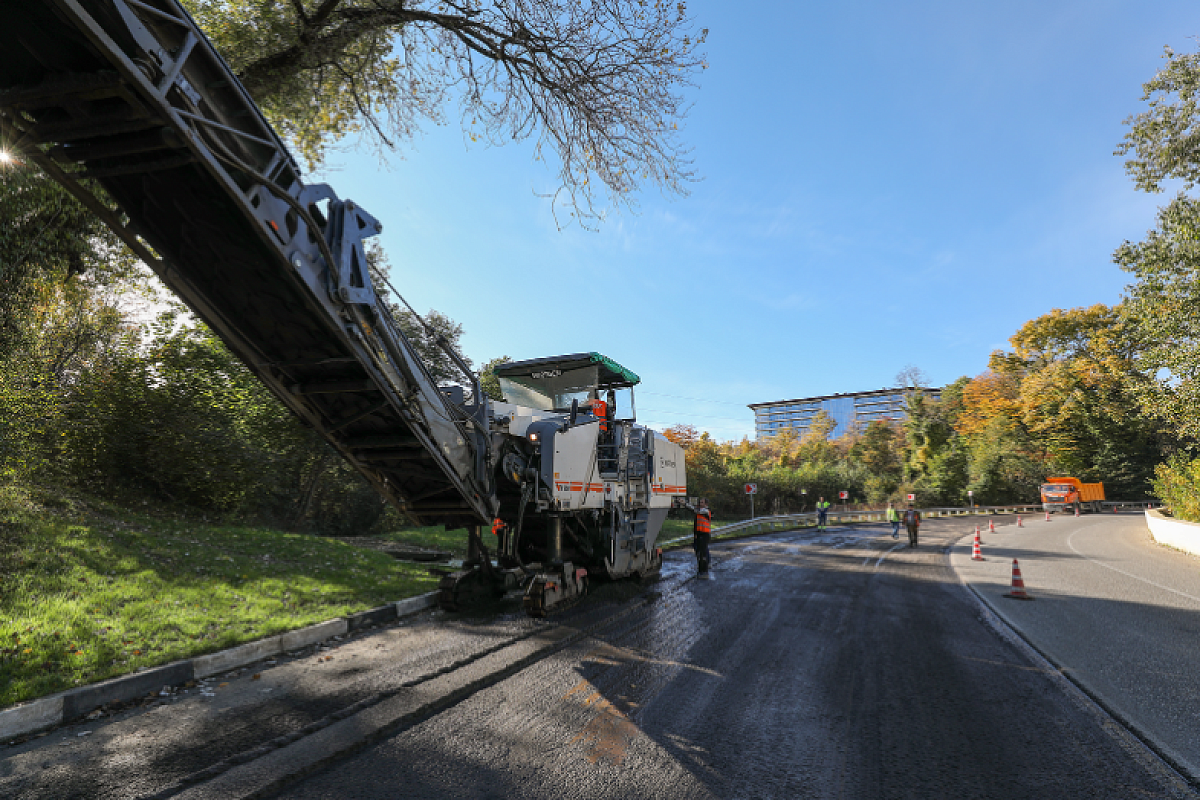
[493,352,639,422]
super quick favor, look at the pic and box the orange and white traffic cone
[989,519,995,532]
[1074,506,1080,518]
[971,530,984,561]
[1113,505,1118,514]
[1003,559,1034,600]
[1017,515,1023,528]
[1045,511,1051,522]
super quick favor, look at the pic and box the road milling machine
[0,0,687,616]
[442,354,686,615]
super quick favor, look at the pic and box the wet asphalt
[2,518,1194,799]
[267,519,1194,800]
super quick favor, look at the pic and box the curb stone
[0,591,439,743]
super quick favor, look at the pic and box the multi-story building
[749,387,941,440]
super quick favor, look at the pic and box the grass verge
[374,525,470,558]
[0,485,441,709]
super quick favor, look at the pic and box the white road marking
[873,542,908,569]
[1067,528,1200,606]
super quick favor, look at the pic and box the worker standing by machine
[691,498,712,573]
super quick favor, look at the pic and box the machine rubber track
[436,568,505,613]
[522,565,588,618]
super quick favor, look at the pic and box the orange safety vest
[694,511,711,535]
[592,399,609,432]
[492,518,505,536]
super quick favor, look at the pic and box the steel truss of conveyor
[0,0,495,527]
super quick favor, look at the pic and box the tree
[1116,197,1200,441]
[850,420,901,477]
[1116,46,1200,194]
[182,0,708,223]
[1115,45,1200,443]
[662,424,700,450]
[895,364,930,390]
[993,305,1163,496]
[0,161,136,357]
[478,355,512,402]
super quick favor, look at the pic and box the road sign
[907,493,916,501]
[839,490,848,500]
[745,483,758,495]
[968,490,974,496]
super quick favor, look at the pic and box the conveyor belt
[0,0,495,527]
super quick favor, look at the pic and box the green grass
[0,486,440,708]
[375,525,470,558]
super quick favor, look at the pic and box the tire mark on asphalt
[873,541,908,569]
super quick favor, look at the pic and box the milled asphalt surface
[3,516,1195,799]
[951,511,1200,781]
[272,518,1193,799]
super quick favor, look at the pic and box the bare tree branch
[185,0,707,225]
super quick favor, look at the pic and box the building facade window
[749,387,941,441]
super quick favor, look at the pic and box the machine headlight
[528,431,540,443]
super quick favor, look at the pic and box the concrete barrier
[1146,509,1200,558]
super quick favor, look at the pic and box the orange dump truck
[1040,477,1105,514]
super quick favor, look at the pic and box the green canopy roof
[493,352,640,388]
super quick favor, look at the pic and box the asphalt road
[952,511,1200,781]
[273,519,1192,800]
[3,517,1194,799]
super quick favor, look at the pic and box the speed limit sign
[839,490,848,500]
[745,483,758,495]
[907,493,915,501]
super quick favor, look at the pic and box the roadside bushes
[1151,454,1200,522]
[6,302,392,534]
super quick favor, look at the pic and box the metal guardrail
[708,505,1046,540]
[658,502,1161,549]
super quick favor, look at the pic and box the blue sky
[308,0,1196,442]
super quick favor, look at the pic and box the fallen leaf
[252,673,261,680]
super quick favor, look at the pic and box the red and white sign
[907,493,916,501]
[839,490,848,500]
[745,483,758,495]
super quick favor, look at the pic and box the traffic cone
[1003,559,1034,600]
[1017,515,1023,528]
[971,531,984,561]
[1045,511,1051,522]
[1113,505,1118,514]
[989,519,995,532]
[1074,506,1080,518]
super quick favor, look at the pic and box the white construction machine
[441,353,687,615]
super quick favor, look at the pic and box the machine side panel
[650,433,687,508]
[550,424,604,511]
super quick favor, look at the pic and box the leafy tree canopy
[1116,46,1200,194]
[182,0,708,223]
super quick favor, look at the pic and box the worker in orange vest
[689,498,712,573]
[491,518,507,553]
